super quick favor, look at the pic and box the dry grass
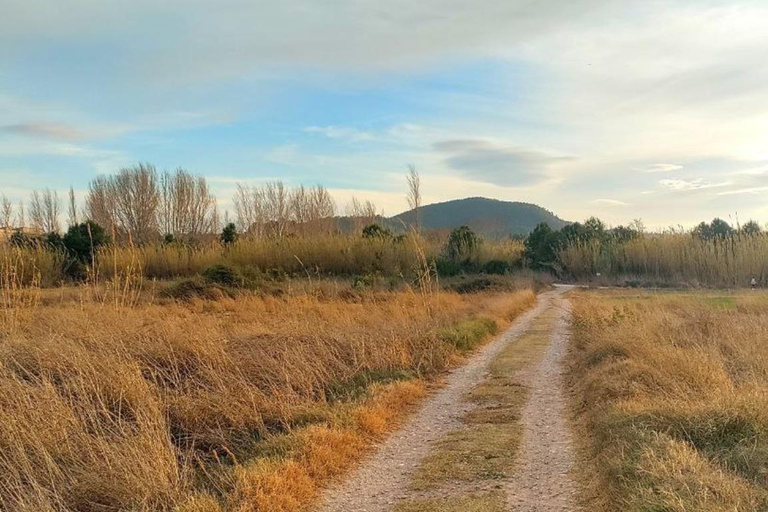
[559,233,768,287]
[99,235,525,282]
[569,289,768,512]
[394,492,506,512]
[0,281,535,512]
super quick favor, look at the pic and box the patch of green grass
[438,317,498,352]
[704,296,738,309]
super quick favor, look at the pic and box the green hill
[388,197,568,237]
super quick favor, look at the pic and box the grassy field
[569,289,768,511]
[0,276,536,512]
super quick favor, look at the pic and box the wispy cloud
[305,126,375,142]
[640,163,683,173]
[0,123,85,141]
[659,178,730,191]
[591,198,630,206]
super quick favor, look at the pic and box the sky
[2,0,768,229]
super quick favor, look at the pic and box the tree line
[1,163,392,245]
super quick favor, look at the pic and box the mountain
[388,197,568,237]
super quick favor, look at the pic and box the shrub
[202,264,243,287]
[483,259,510,275]
[362,224,392,239]
[160,277,230,300]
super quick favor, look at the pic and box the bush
[483,259,510,275]
[362,224,392,239]
[202,264,244,287]
[160,278,230,300]
[434,258,463,277]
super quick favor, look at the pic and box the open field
[569,288,768,511]
[0,276,536,512]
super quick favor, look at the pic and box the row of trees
[524,216,765,270]
[2,163,418,244]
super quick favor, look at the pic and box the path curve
[317,287,571,512]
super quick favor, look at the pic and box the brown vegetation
[569,290,768,511]
[0,278,535,511]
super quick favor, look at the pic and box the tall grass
[569,290,768,511]
[559,233,768,287]
[98,235,525,282]
[0,283,535,511]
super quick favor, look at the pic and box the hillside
[389,197,568,237]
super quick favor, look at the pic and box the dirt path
[317,287,576,512]
[506,294,576,511]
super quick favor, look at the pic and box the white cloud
[305,126,375,142]
[640,163,684,173]
[591,198,630,206]
[659,178,731,191]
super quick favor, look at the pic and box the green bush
[203,264,243,287]
[483,259,510,275]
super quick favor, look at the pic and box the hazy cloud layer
[433,139,571,187]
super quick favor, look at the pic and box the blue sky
[3,0,768,228]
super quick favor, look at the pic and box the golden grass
[569,289,768,512]
[98,235,525,281]
[559,233,768,287]
[0,283,535,511]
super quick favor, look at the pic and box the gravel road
[316,287,576,512]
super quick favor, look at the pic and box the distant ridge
[388,197,569,237]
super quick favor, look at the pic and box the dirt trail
[506,294,576,511]
[317,287,576,512]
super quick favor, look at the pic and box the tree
[0,195,13,228]
[62,221,110,264]
[406,164,421,232]
[693,218,734,241]
[158,168,217,240]
[741,220,762,235]
[112,164,160,243]
[68,186,78,227]
[221,222,238,245]
[524,222,560,270]
[29,189,61,234]
[446,226,481,262]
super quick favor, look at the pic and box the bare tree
[406,164,421,232]
[159,169,217,240]
[233,183,267,237]
[264,181,290,237]
[111,164,160,244]
[0,195,13,228]
[346,196,378,233]
[29,189,61,233]
[85,175,117,235]
[16,201,25,229]
[68,186,78,227]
